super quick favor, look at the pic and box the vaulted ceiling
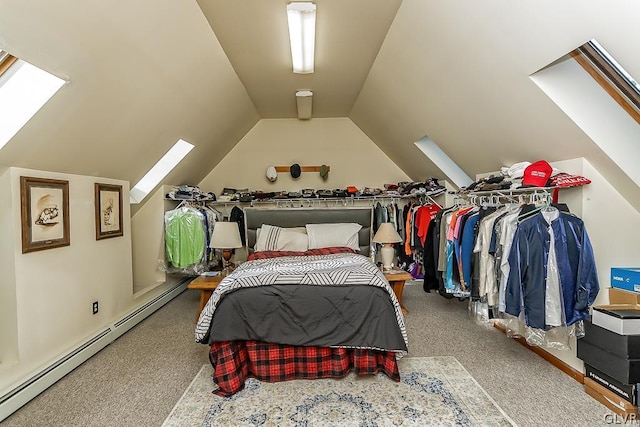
[1,0,639,206]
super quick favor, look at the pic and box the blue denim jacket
[505,211,599,329]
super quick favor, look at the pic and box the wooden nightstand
[383,270,413,315]
[187,274,224,323]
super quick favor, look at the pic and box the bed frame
[244,207,373,256]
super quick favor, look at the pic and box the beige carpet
[162,356,515,426]
[2,283,614,426]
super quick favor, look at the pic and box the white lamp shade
[372,223,402,244]
[210,222,243,249]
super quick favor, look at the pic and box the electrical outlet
[92,301,99,315]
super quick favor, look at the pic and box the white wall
[131,185,183,296]
[536,158,640,371]
[198,118,411,195]
[0,170,18,368]
[132,185,187,295]
[0,168,135,393]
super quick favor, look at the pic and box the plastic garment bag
[162,205,207,275]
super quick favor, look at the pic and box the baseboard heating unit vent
[111,280,188,340]
[0,279,189,422]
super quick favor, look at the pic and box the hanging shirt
[404,203,413,256]
[543,208,563,327]
[230,206,246,246]
[416,204,441,246]
[505,209,599,329]
[459,211,480,290]
[497,210,520,313]
[165,207,206,269]
[473,207,508,305]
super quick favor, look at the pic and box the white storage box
[592,305,640,335]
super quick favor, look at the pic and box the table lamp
[210,221,243,275]
[372,223,402,270]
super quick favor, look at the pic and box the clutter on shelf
[213,178,446,202]
[458,160,591,194]
[166,185,217,201]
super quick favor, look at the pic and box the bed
[195,207,408,397]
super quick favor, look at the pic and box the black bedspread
[207,284,407,351]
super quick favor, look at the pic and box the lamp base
[380,245,395,271]
[221,249,235,276]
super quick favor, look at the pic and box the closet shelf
[456,186,556,196]
[165,192,444,207]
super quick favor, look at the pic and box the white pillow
[255,224,309,252]
[306,223,362,251]
[256,226,306,242]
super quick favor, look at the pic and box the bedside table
[383,270,413,315]
[187,274,224,323]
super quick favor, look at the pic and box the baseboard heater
[111,280,188,340]
[0,280,189,422]
[0,328,112,422]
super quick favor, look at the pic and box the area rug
[162,356,515,426]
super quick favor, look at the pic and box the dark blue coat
[505,211,599,329]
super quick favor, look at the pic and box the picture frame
[20,176,70,253]
[94,183,123,240]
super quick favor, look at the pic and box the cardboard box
[611,288,640,305]
[584,379,638,418]
[577,339,640,384]
[585,363,638,405]
[611,268,640,293]
[583,318,640,359]
[592,305,640,335]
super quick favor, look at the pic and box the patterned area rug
[162,356,515,426]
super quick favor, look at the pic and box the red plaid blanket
[208,340,400,397]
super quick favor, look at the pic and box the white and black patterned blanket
[195,253,408,354]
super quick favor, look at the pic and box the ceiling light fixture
[287,2,316,74]
[296,90,313,119]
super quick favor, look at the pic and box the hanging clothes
[229,206,246,246]
[164,205,207,272]
[505,207,599,329]
[431,189,599,349]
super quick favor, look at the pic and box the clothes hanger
[516,191,552,222]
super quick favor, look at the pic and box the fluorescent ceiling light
[130,138,194,203]
[0,60,65,150]
[287,2,316,74]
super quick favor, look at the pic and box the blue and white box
[611,268,640,293]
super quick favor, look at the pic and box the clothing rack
[193,193,444,210]
[174,199,209,209]
[453,187,553,207]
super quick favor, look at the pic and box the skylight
[572,39,640,123]
[414,136,473,189]
[0,53,65,150]
[530,39,640,193]
[130,139,194,204]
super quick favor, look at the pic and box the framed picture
[20,176,70,253]
[94,183,123,240]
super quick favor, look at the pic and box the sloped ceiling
[196,0,402,118]
[352,0,640,182]
[0,0,259,190]
[1,0,639,203]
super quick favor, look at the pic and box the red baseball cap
[522,160,552,187]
